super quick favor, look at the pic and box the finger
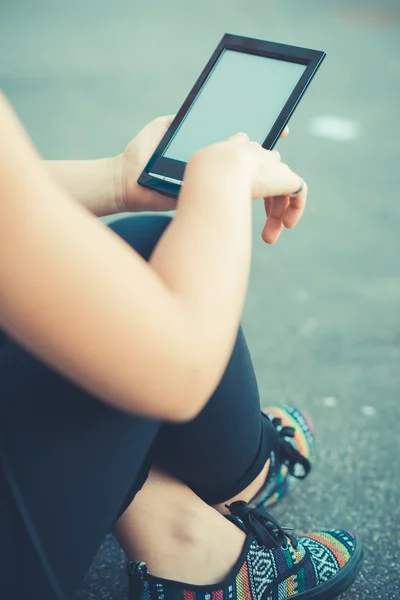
[227,132,250,143]
[152,115,175,136]
[262,195,290,244]
[262,218,284,244]
[283,181,308,229]
[264,196,272,217]
[265,164,305,197]
[260,148,281,162]
[270,195,290,220]
[163,115,175,126]
[280,126,289,138]
[272,149,281,161]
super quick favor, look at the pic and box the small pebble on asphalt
[361,405,376,417]
[322,396,338,407]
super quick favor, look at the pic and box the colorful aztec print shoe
[127,501,363,600]
[250,406,315,509]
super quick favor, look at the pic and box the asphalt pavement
[1,1,400,598]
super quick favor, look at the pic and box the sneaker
[251,406,315,509]
[127,501,363,600]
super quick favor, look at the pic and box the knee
[108,214,173,261]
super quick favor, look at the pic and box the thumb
[227,132,250,143]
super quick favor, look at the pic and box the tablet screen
[163,50,307,163]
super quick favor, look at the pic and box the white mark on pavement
[295,289,309,302]
[299,317,318,336]
[322,396,338,408]
[309,115,362,142]
[361,405,376,417]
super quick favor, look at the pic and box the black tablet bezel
[138,33,325,199]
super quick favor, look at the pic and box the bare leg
[114,467,246,585]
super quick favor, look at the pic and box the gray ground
[1,0,400,598]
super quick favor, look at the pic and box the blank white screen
[164,50,307,163]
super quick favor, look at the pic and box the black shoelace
[271,417,311,480]
[226,500,298,550]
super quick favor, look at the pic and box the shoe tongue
[226,511,278,547]
[226,501,290,550]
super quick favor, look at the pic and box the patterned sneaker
[251,406,315,509]
[127,501,363,600]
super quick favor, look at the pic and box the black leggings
[0,214,278,600]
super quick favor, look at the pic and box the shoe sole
[279,541,364,600]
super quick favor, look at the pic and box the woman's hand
[192,132,306,244]
[115,116,177,213]
[232,134,307,245]
[114,117,290,216]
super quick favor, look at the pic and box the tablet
[138,34,326,198]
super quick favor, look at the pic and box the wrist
[111,154,128,214]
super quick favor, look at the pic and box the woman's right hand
[191,132,308,244]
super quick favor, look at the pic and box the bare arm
[44,115,176,216]
[45,158,121,217]
[0,95,254,421]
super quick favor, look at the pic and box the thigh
[0,315,161,599]
[108,213,172,260]
[0,214,173,599]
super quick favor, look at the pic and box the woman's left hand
[114,115,177,213]
[114,116,289,213]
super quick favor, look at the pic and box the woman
[0,93,362,600]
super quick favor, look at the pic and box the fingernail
[291,178,306,196]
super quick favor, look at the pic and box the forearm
[46,158,122,217]
[150,151,253,399]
